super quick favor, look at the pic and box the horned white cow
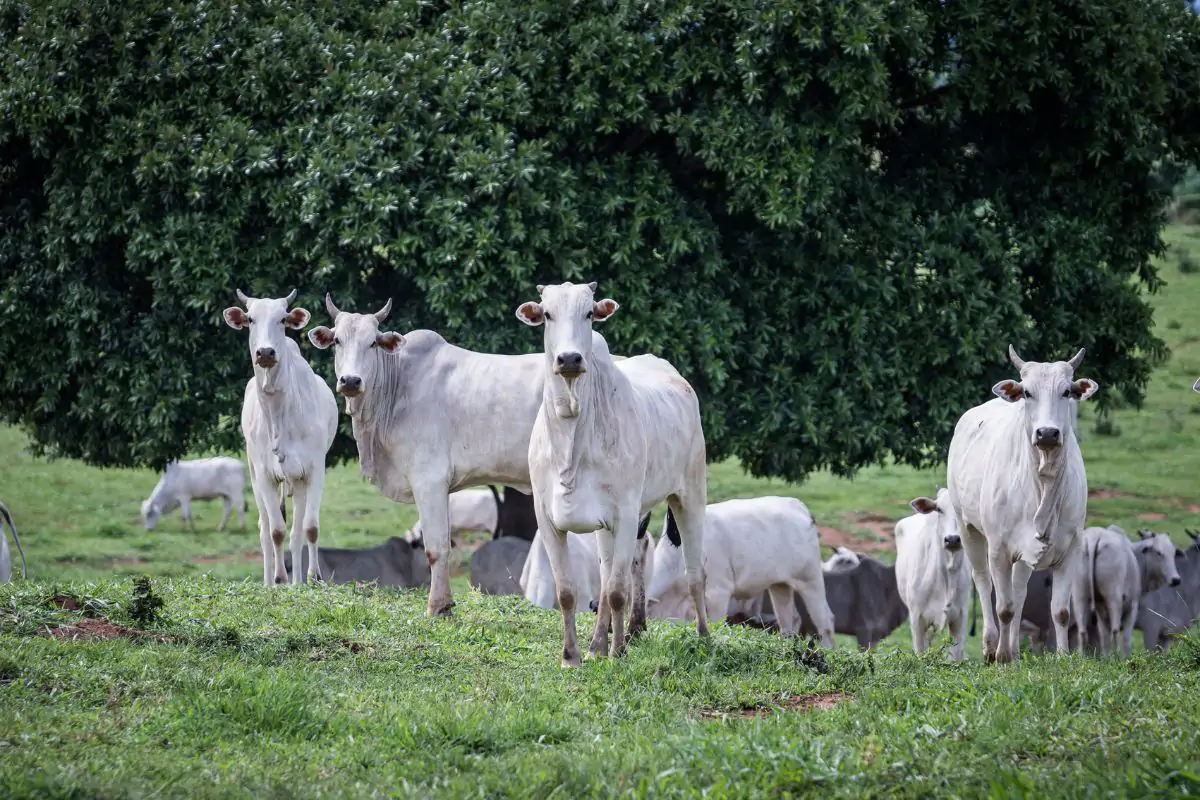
[140,457,247,532]
[223,289,339,586]
[947,345,1099,662]
[308,296,661,621]
[405,487,500,547]
[824,547,861,573]
[521,514,655,612]
[516,281,710,665]
[1073,527,1182,657]
[647,497,837,646]
[894,488,972,661]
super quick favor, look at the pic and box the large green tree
[1,0,1198,479]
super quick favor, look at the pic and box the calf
[224,289,339,585]
[824,547,861,573]
[470,537,532,596]
[1138,530,1200,650]
[406,487,501,548]
[895,489,972,660]
[647,496,836,646]
[517,281,710,665]
[793,555,909,647]
[522,514,654,613]
[141,457,247,532]
[0,501,27,583]
[283,536,430,587]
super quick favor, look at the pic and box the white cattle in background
[824,546,861,573]
[894,488,972,661]
[516,281,710,666]
[140,457,247,532]
[646,496,836,646]
[405,487,500,547]
[1073,527,1182,657]
[947,345,1099,662]
[310,296,647,621]
[0,501,27,583]
[521,514,655,612]
[223,289,338,586]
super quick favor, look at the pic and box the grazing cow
[283,537,430,587]
[1138,530,1200,650]
[0,501,27,583]
[405,487,502,548]
[824,547,861,573]
[894,489,973,660]
[309,296,608,619]
[223,289,339,586]
[470,537,533,596]
[521,514,654,613]
[140,457,247,532]
[947,345,1099,662]
[1072,527,1183,657]
[516,281,710,665]
[647,497,836,645]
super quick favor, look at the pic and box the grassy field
[3,225,1200,796]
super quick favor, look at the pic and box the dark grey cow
[469,537,533,596]
[283,537,430,587]
[736,554,907,649]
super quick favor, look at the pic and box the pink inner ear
[223,308,247,328]
[594,299,618,320]
[518,302,544,324]
[286,308,310,329]
[376,332,404,352]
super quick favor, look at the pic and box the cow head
[910,487,964,554]
[307,294,403,400]
[223,290,310,385]
[1137,530,1183,590]
[516,280,618,377]
[824,546,861,573]
[992,344,1098,453]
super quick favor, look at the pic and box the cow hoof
[428,601,456,618]
[561,656,582,669]
[585,648,607,661]
[274,576,287,585]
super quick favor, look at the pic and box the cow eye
[585,310,594,320]
[333,337,340,346]
[544,311,554,321]
[280,316,288,324]
[1024,390,1033,400]
[246,316,254,324]
[369,341,377,348]
[1061,388,1071,398]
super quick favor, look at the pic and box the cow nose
[254,347,277,363]
[337,375,363,395]
[944,534,962,550]
[555,352,585,374]
[1035,427,1061,448]
[1170,576,1182,587]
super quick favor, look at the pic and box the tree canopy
[2,0,1199,481]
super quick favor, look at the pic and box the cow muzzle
[943,534,962,551]
[1170,576,1182,587]
[554,351,586,378]
[254,347,278,368]
[337,375,364,397]
[1034,426,1061,451]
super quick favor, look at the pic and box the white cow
[521,514,656,612]
[516,281,710,665]
[947,345,1099,662]
[223,289,339,586]
[404,487,500,547]
[824,547,861,573]
[1073,526,1182,657]
[894,488,972,661]
[0,501,27,583]
[140,457,247,532]
[647,496,837,645]
[308,297,661,622]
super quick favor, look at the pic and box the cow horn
[235,288,250,307]
[1188,529,1200,542]
[1007,344,1026,372]
[374,298,393,323]
[325,293,341,322]
[1138,529,1152,539]
[284,288,297,306]
[588,281,598,292]
[1067,347,1085,370]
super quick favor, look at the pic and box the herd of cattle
[3,280,1200,666]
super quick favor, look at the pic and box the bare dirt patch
[44,618,182,644]
[1089,489,1138,501]
[818,512,896,554]
[694,692,851,721]
[111,557,146,566]
[1137,513,1168,522]
[192,550,263,565]
[1165,497,1200,514]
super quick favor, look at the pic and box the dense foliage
[2,0,1198,478]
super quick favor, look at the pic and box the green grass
[3,225,1200,796]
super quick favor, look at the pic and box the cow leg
[626,534,650,644]
[1056,552,1083,656]
[791,578,835,647]
[239,491,247,531]
[1122,599,1137,659]
[250,467,288,585]
[588,529,615,659]
[988,547,1021,664]
[218,496,233,533]
[180,497,195,533]
[767,584,798,636]
[535,503,581,668]
[412,483,455,617]
[962,525,998,661]
[300,468,326,583]
[947,607,967,662]
[288,482,311,585]
[1000,559,1033,662]
[666,494,711,640]
[604,512,640,659]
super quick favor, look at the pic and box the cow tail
[665,507,681,547]
[637,512,652,540]
[488,485,503,539]
[0,501,28,580]
[969,584,978,637]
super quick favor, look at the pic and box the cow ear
[910,497,938,515]
[516,301,545,326]
[308,326,336,350]
[223,307,249,330]
[1070,378,1099,401]
[992,380,1024,403]
[285,307,311,330]
[1194,376,1200,393]
[593,298,619,322]
[376,331,405,353]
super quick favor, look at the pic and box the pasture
[2,226,1200,796]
